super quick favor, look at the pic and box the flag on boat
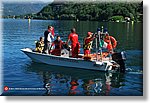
[99,40,108,48]
[100,40,113,50]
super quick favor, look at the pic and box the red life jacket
[104,36,117,50]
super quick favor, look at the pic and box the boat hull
[21,48,114,71]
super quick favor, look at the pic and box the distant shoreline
[1,17,143,23]
[2,2,143,23]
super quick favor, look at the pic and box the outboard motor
[112,51,126,73]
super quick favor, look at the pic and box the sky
[1,0,54,3]
[1,0,143,3]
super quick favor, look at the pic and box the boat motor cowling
[112,51,126,61]
[112,51,126,73]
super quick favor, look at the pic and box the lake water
[1,19,143,96]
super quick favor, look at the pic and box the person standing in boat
[104,33,117,53]
[83,32,95,56]
[66,28,80,58]
[43,25,54,54]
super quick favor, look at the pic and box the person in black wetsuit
[43,25,54,54]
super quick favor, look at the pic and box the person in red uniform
[104,34,117,53]
[83,32,95,56]
[50,36,63,56]
[67,28,80,58]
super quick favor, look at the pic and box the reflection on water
[25,62,125,96]
[28,19,31,32]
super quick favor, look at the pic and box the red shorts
[71,42,80,58]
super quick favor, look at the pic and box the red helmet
[87,32,92,36]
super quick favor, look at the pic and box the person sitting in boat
[43,25,54,54]
[83,32,95,56]
[104,33,117,53]
[50,36,63,56]
[35,37,44,53]
[66,28,80,58]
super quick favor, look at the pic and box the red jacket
[52,40,63,49]
[68,33,78,45]
[84,37,94,44]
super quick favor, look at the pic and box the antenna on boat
[101,26,104,33]
[104,28,113,61]
[96,28,103,62]
[95,30,98,61]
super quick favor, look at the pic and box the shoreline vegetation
[3,1,143,22]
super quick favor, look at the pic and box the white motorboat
[21,48,122,72]
[21,27,126,72]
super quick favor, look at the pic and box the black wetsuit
[43,30,50,53]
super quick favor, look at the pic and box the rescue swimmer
[66,28,80,58]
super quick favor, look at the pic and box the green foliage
[30,2,143,22]
[109,16,124,22]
